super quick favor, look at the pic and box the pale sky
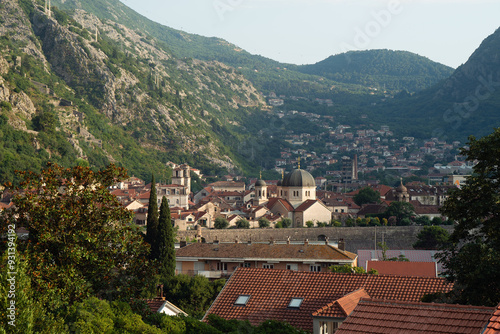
[119,0,500,69]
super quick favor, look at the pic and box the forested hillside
[370,28,500,141]
[298,50,454,92]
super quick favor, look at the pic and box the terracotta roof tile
[484,303,500,334]
[336,298,496,334]
[145,299,166,313]
[266,197,294,212]
[204,268,454,332]
[176,243,357,262]
[313,288,370,318]
[366,261,437,277]
[358,250,444,273]
[294,199,325,212]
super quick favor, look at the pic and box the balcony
[176,270,232,279]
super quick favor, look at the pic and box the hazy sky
[118,0,500,69]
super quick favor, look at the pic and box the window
[263,264,274,269]
[286,264,298,271]
[242,262,251,268]
[234,295,250,306]
[217,263,228,271]
[310,265,321,272]
[288,298,304,308]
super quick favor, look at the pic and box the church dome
[255,179,267,187]
[396,179,407,193]
[282,169,315,187]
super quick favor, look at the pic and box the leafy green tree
[214,217,229,229]
[330,264,378,275]
[438,129,500,306]
[413,226,450,250]
[258,217,270,228]
[163,275,225,319]
[431,217,443,225]
[306,220,314,228]
[0,246,34,333]
[415,216,431,226]
[353,187,380,206]
[235,218,250,229]
[158,196,175,278]
[279,218,292,228]
[384,201,415,225]
[146,174,159,259]
[66,297,162,333]
[0,163,152,313]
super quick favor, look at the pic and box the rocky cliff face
[0,0,267,179]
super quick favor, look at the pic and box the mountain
[372,27,500,141]
[2,0,500,184]
[298,50,454,92]
[0,0,275,182]
[51,0,446,97]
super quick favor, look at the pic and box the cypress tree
[158,196,175,278]
[146,174,159,259]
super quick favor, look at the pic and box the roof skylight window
[234,295,250,306]
[288,298,304,308]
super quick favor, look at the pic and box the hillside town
[267,104,474,183]
[106,161,458,231]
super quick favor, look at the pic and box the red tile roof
[146,299,166,313]
[313,288,370,318]
[336,298,496,334]
[176,243,357,262]
[484,303,500,334]
[294,199,324,212]
[204,268,453,332]
[366,261,437,277]
[266,197,294,212]
[358,249,444,273]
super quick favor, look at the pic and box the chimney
[304,238,309,246]
[180,240,187,248]
[248,238,252,245]
[235,236,239,244]
[286,236,291,244]
[338,238,345,251]
[269,237,275,245]
[325,236,329,245]
[157,284,165,300]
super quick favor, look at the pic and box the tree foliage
[413,226,450,250]
[383,201,415,225]
[258,217,270,228]
[0,163,153,313]
[162,274,226,319]
[158,196,175,278]
[214,217,229,229]
[146,174,159,259]
[438,129,500,306]
[353,187,380,206]
[330,264,378,275]
[235,218,250,229]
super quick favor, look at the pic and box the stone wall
[177,226,454,253]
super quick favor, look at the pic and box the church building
[253,166,332,227]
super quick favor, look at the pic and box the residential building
[175,240,357,279]
[336,299,497,334]
[203,268,453,333]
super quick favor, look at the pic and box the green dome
[255,179,267,187]
[282,169,315,187]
